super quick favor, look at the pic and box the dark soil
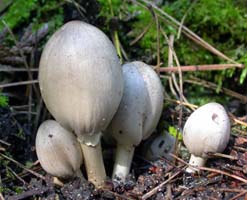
[1,106,247,200]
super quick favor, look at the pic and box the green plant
[0,94,8,107]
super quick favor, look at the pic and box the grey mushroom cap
[36,120,83,179]
[183,102,231,158]
[39,21,123,138]
[107,61,164,146]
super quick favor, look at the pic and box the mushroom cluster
[38,20,123,187]
[37,21,165,187]
[183,102,230,172]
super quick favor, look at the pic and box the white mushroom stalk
[107,61,164,181]
[39,21,124,187]
[183,102,231,173]
[36,120,84,180]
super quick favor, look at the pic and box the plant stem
[80,140,106,188]
[112,144,135,181]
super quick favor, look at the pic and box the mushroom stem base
[75,170,85,180]
[112,144,135,182]
[186,154,207,173]
[80,138,106,188]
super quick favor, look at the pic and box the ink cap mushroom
[143,131,175,161]
[106,61,164,181]
[183,102,231,173]
[36,120,84,180]
[39,21,124,187]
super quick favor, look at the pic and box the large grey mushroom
[183,102,231,172]
[36,120,84,180]
[107,61,164,181]
[39,21,124,187]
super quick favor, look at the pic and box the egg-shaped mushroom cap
[107,61,164,146]
[183,102,230,158]
[36,120,83,179]
[39,21,123,138]
[133,62,164,139]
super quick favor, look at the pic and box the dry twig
[159,63,244,72]
[141,169,183,200]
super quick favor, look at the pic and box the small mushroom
[107,61,164,181]
[143,131,175,161]
[183,102,230,173]
[36,120,83,180]
[39,21,124,187]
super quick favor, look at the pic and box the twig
[160,28,188,105]
[217,188,247,193]
[7,187,49,200]
[0,192,5,200]
[141,169,183,200]
[229,190,247,200]
[170,153,247,184]
[7,166,27,185]
[161,29,184,157]
[167,35,179,99]
[159,63,244,72]
[233,146,247,152]
[0,66,38,72]
[0,80,38,88]
[108,0,123,63]
[164,98,197,110]
[1,20,40,98]
[0,139,10,146]
[185,77,247,103]
[177,0,198,39]
[130,21,152,46]
[229,112,247,128]
[165,172,172,200]
[148,6,161,74]
[0,153,45,181]
[206,152,238,160]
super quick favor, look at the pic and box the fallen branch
[185,77,247,103]
[159,63,244,72]
[0,80,38,88]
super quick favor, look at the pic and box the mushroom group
[183,102,231,172]
[38,20,123,187]
[37,20,166,187]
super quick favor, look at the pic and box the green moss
[0,94,8,107]
[0,0,38,31]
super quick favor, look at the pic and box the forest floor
[1,1,247,199]
[1,106,247,200]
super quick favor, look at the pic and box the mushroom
[183,102,231,173]
[36,120,84,180]
[143,131,175,161]
[39,21,124,187]
[106,61,164,181]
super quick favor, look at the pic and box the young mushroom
[39,21,124,187]
[143,131,175,161]
[106,61,164,181]
[36,120,84,180]
[183,102,230,173]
